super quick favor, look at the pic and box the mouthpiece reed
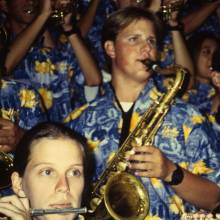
[141,59,157,71]
[30,207,88,216]
[142,59,181,75]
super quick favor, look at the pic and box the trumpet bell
[50,0,79,24]
[104,172,149,220]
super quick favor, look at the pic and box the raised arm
[182,1,220,34]
[166,3,195,89]
[5,0,54,74]
[78,0,101,37]
[62,13,102,86]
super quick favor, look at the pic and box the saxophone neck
[143,59,187,76]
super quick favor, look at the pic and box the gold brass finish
[0,152,14,189]
[86,64,186,220]
[23,0,78,25]
[161,0,184,22]
[51,0,78,24]
[104,172,149,220]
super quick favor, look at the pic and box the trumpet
[51,0,79,24]
[24,0,79,25]
[160,0,184,22]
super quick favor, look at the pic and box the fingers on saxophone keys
[125,149,135,159]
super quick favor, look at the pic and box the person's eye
[128,36,139,43]
[68,169,82,177]
[201,49,210,56]
[39,169,54,176]
[147,37,157,48]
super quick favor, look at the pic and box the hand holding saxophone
[127,145,178,182]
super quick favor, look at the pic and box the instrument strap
[113,94,135,147]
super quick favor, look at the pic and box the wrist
[62,26,80,37]
[164,163,184,186]
[166,22,184,32]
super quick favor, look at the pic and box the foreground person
[65,6,220,219]
[0,122,87,220]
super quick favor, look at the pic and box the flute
[30,207,88,217]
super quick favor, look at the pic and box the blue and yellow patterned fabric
[65,80,220,219]
[9,24,95,122]
[10,34,76,122]
[182,82,220,142]
[0,79,47,129]
[182,82,215,116]
[78,0,116,70]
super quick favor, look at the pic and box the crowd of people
[0,0,220,219]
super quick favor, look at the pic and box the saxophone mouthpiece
[142,59,180,75]
[142,59,159,72]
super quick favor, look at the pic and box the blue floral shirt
[65,80,220,219]
[79,0,116,70]
[0,79,47,129]
[182,82,220,142]
[9,26,95,122]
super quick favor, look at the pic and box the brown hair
[102,6,163,46]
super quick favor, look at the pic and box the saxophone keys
[117,161,127,171]
[99,185,106,195]
[90,197,102,211]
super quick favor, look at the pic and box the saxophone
[86,63,186,220]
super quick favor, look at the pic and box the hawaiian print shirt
[0,79,47,129]
[65,80,220,220]
[182,82,220,142]
[10,25,94,122]
[79,0,116,70]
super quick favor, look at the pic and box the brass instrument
[161,0,184,22]
[0,109,18,189]
[51,0,78,24]
[30,207,88,216]
[24,0,78,25]
[0,152,13,189]
[0,206,88,218]
[86,62,186,220]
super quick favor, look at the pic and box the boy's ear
[11,172,27,198]
[104,41,116,59]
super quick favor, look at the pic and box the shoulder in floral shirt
[65,80,220,219]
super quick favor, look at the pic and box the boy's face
[106,18,157,84]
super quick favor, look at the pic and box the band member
[65,6,220,219]
[0,122,87,220]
